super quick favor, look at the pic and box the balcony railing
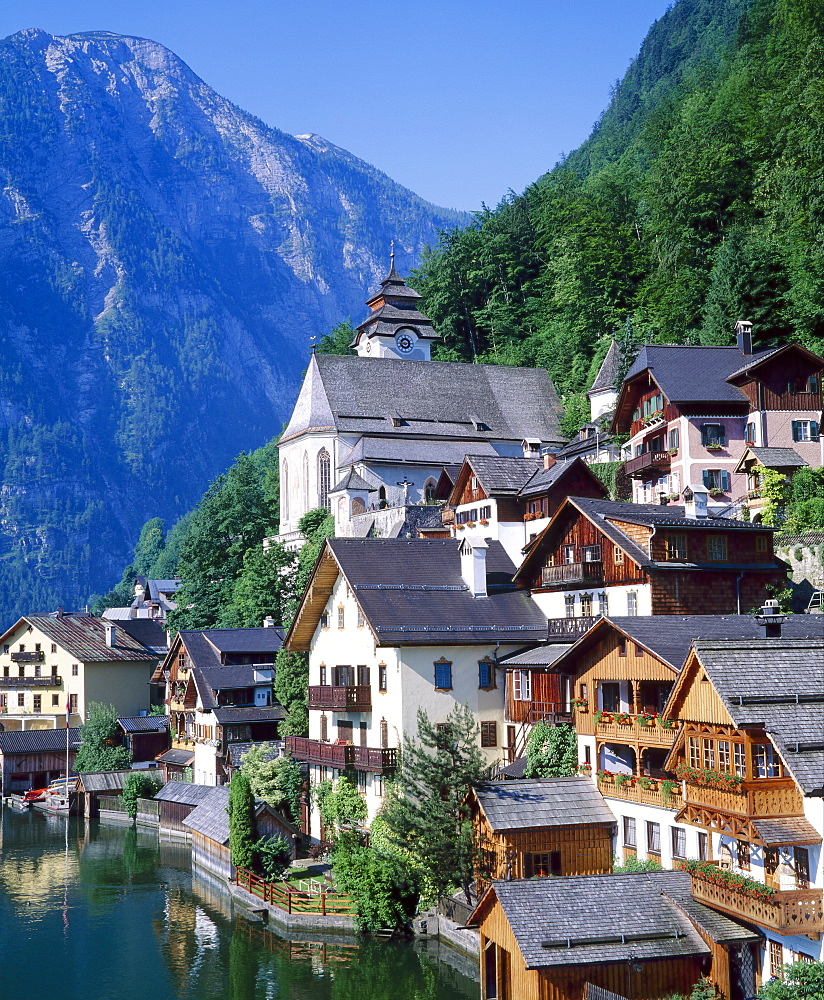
[683,779,804,819]
[593,714,678,746]
[541,562,603,587]
[308,685,372,712]
[623,451,671,478]
[0,675,61,688]
[546,616,599,639]
[10,651,44,663]
[689,875,824,937]
[597,774,682,810]
[285,737,397,773]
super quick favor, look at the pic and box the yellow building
[0,615,160,730]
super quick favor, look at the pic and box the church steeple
[351,246,440,360]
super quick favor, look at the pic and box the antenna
[389,240,395,269]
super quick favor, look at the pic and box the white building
[282,536,547,836]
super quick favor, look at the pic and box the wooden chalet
[467,777,615,889]
[117,715,169,763]
[514,496,787,627]
[470,871,761,1000]
[154,780,215,838]
[662,636,824,941]
[75,769,133,818]
[0,727,81,795]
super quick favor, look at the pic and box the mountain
[0,29,468,624]
[412,0,824,431]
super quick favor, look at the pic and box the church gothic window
[302,452,310,511]
[317,449,331,509]
[282,462,289,520]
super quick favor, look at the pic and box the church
[276,260,567,545]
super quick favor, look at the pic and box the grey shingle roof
[500,644,573,668]
[148,579,182,600]
[117,619,169,655]
[578,497,774,533]
[473,777,616,832]
[199,628,285,654]
[16,616,159,663]
[517,458,590,498]
[589,340,622,393]
[156,749,194,766]
[155,781,214,806]
[480,872,718,969]
[118,716,170,733]
[0,727,82,755]
[338,436,499,469]
[742,447,808,469]
[462,455,541,496]
[212,706,285,724]
[664,893,761,944]
[330,469,377,493]
[624,345,763,405]
[282,355,566,446]
[690,639,824,795]
[328,538,547,645]
[76,770,133,792]
[752,817,821,846]
[182,784,231,843]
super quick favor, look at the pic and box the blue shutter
[792,421,800,442]
[721,470,730,491]
[701,426,708,446]
[812,421,820,439]
[719,426,726,446]
[702,470,711,488]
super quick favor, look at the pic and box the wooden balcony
[308,685,371,712]
[591,715,678,746]
[546,616,598,638]
[690,875,824,938]
[541,562,603,587]
[683,780,804,819]
[0,676,61,688]
[171,736,195,752]
[623,451,671,478]
[10,651,44,663]
[285,737,397,773]
[597,774,682,810]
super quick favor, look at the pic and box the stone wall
[775,532,824,611]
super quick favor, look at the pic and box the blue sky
[0,0,672,211]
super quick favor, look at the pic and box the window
[601,683,620,713]
[736,841,750,871]
[794,847,810,888]
[434,660,453,690]
[703,469,731,491]
[525,852,561,877]
[564,595,576,619]
[356,605,365,628]
[320,714,328,742]
[671,827,686,859]
[788,376,820,395]
[745,421,756,446]
[697,832,708,862]
[689,737,701,769]
[623,817,636,847]
[613,548,624,565]
[580,593,593,617]
[34,664,41,678]
[52,694,59,707]
[71,663,78,676]
[618,639,627,657]
[478,660,496,689]
[380,718,388,749]
[18,644,25,653]
[701,423,726,446]
[668,427,679,451]
[702,738,716,770]
[317,449,331,509]
[582,545,601,562]
[753,743,782,778]
[355,770,367,793]
[733,742,746,777]
[597,592,608,616]
[717,740,731,772]
[18,665,24,678]
[333,665,353,686]
[424,479,437,502]
[792,420,819,442]
[17,693,24,707]
[512,670,531,702]
[480,722,497,747]
[337,606,345,629]
[707,535,728,561]
[320,612,329,630]
[665,534,687,560]
[31,694,41,712]
[319,664,327,686]
[647,822,661,855]
[627,592,638,616]
[378,664,387,692]
[770,941,783,980]
[756,534,768,553]
[356,665,370,687]
[479,505,492,521]
[563,545,575,564]
[375,775,386,798]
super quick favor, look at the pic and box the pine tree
[228,770,257,871]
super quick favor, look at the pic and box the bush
[332,840,420,934]
[121,772,162,819]
[758,961,824,1000]
[613,854,664,874]
[255,835,293,881]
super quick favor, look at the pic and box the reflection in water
[0,806,477,1000]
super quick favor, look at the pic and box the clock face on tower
[395,328,416,355]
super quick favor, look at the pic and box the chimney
[56,607,64,618]
[682,485,708,520]
[460,535,488,598]
[543,452,557,470]
[735,319,753,356]
[263,616,275,628]
[104,622,116,647]
[755,599,786,638]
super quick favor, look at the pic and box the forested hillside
[412,0,824,432]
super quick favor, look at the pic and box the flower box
[674,763,744,790]
[616,712,633,725]
[572,698,589,712]
[708,488,726,497]
[637,713,657,727]
[679,859,776,901]
[667,448,678,456]
[614,773,635,787]
[705,443,723,452]
[577,763,592,774]
[636,776,658,790]
[596,769,614,781]
[659,718,676,729]
[593,711,614,725]
[479,518,489,525]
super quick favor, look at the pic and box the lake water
[0,806,478,1000]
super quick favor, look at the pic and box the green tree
[331,840,420,933]
[228,770,257,871]
[315,319,356,355]
[255,834,293,881]
[275,649,310,737]
[133,517,166,575]
[220,542,296,628]
[313,774,367,840]
[524,722,578,778]
[758,961,824,1000]
[121,771,162,819]
[241,745,302,823]
[382,704,485,903]
[74,703,132,772]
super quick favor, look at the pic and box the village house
[611,324,823,509]
[0,615,160,730]
[273,265,566,548]
[513,492,787,629]
[283,536,547,836]
[467,776,616,888]
[102,577,182,623]
[151,627,285,786]
[733,446,810,523]
[445,454,608,563]
[470,870,761,1000]
[117,715,170,765]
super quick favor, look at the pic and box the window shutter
[702,469,711,488]
[792,421,800,442]
[719,426,726,446]
[812,421,819,439]
[721,470,730,491]
[701,426,708,446]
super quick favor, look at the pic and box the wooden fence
[235,867,356,916]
